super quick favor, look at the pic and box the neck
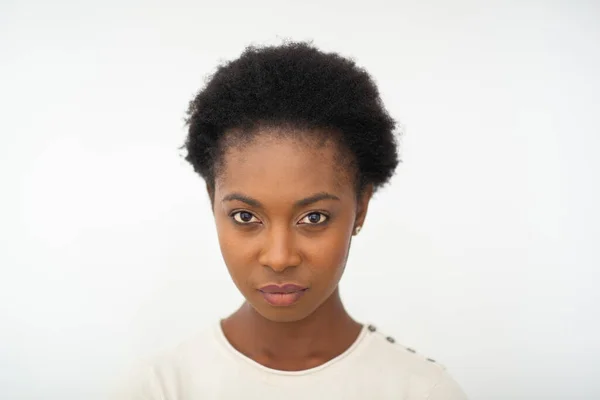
[222,287,362,371]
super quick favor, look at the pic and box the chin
[249,301,319,323]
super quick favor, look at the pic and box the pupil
[308,213,321,223]
[240,212,252,222]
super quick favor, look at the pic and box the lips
[258,284,308,306]
[259,284,307,293]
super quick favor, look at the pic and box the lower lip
[260,289,307,306]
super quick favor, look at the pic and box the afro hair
[184,41,399,196]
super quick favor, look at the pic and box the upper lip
[258,284,308,293]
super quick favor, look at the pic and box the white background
[1,0,599,399]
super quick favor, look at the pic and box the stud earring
[354,226,362,235]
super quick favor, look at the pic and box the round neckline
[214,321,370,376]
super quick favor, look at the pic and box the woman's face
[212,131,371,322]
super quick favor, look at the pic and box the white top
[117,323,468,399]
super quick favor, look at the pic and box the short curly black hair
[183,41,399,199]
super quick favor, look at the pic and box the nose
[258,225,301,273]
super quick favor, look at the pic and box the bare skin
[210,129,372,371]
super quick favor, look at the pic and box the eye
[231,211,261,224]
[298,212,329,225]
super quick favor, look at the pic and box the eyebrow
[222,192,340,209]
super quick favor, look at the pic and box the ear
[354,184,373,233]
[206,182,215,212]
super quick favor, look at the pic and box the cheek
[303,229,352,278]
[215,217,255,276]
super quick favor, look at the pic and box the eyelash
[229,211,330,226]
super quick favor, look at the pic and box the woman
[121,42,467,399]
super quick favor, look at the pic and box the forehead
[215,132,355,201]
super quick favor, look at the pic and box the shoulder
[112,326,219,400]
[361,324,468,400]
